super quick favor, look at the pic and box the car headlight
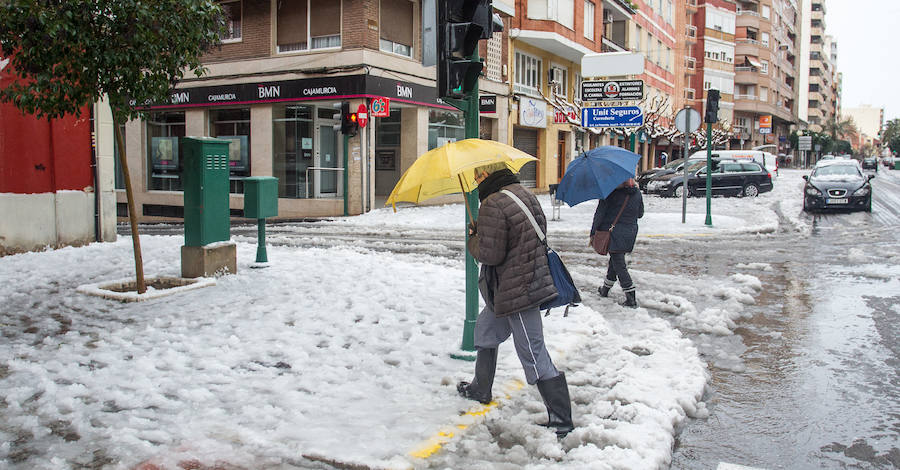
[805,186,822,196]
[853,186,870,196]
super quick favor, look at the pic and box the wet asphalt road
[123,169,900,469]
[666,170,900,470]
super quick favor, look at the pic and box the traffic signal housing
[437,0,501,99]
[339,101,358,136]
[705,89,720,124]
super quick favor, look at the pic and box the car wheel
[672,185,683,198]
[743,183,760,197]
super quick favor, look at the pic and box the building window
[277,0,341,53]
[550,64,568,98]
[380,0,414,57]
[760,87,768,102]
[656,39,662,66]
[514,51,542,96]
[527,0,574,29]
[761,32,769,48]
[209,108,251,194]
[635,25,642,51]
[146,112,185,191]
[762,5,770,19]
[220,1,242,42]
[704,80,712,90]
[761,60,769,74]
[584,1,595,40]
[428,110,465,150]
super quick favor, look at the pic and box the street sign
[674,108,701,134]
[356,103,368,128]
[370,97,390,117]
[581,106,643,128]
[799,136,812,150]
[581,52,645,77]
[581,80,644,101]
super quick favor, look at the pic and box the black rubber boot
[598,279,614,297]
[536,372,574,438]
[457,348,497,404]
[623,290,638,308]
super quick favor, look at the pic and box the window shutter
[381,0,414,46]
[278,0,308,46]
[310,0,341,37]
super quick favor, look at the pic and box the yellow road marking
[408,379,525,460]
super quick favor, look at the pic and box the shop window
[380,0,414,57]
[277,0,341,53]
[376,111,402,147]
[220,0,242,42]
[273,104,314,199]
[210,108,251,194]
[146,111,185,191]
[428,110,464,150]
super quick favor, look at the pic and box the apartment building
[805,0,838,133]
[687,0,737,140]
[731,0,799,152]
[844,104,884,143]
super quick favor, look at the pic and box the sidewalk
[0,172,805,469]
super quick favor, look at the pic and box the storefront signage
[581,80,644,101]
[758,115,772,134]
[554,109,578,124]
[519,97,547,128]
[138,75,454,111]
[479,95,497,113]
[370,97,390,117]
[581,106,644,128]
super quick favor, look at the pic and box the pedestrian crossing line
[408,379,525,460]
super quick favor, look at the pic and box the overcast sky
[827,0,900,122]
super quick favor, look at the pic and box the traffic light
[437,0,501,99]
[705,89,720,124]
[338,101,358,136]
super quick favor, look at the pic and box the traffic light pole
[444,58,481,361]
[705,122,713,226]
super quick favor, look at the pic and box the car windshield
[812,164,861,178]
[686,161,708,173]
[664,158,685,169]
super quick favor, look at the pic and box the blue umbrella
[555,146,641,206]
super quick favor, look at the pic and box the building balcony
[686,0,699,13]
[735,67,759,84]
[736,11,761,30]
[511,29,598,62]
[686,24,698,44]
[735,39,770,61]
[684,88,699,102]
[734,97,778,116]
[684,56,697,75]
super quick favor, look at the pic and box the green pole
[255,218,268,263]
[457,62,481,360]
[705,122,713,226]
[630,132,637,152]
[343,134,349,216]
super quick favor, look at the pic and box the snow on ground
[0,169,810,469]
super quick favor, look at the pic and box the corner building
[114,0,514,221]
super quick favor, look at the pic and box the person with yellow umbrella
[459,162,574,439]
[386,139,574,438]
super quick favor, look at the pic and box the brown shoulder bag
[590,195,630,255]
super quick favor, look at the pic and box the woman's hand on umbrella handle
[468,222,477,236]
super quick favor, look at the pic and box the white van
[688,150,778,176]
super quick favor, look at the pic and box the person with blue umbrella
[555,146,644,308]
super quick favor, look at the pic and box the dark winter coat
[591,186,644,253]
[467,183,558,317]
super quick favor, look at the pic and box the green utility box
[243,176,279,219]
[182,137,232,247]
[894,159,900,170]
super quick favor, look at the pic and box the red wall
[0,62,93,194]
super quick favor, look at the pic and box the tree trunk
[112,110,146,294]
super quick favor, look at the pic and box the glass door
[316,121,340,197]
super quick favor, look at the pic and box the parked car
[646,159,773,198]
[636,157,703,190]
[862,158,879,171]
[688,149,778,176]
[803,160,873,212]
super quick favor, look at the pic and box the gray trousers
[605,252,634,292]
[474,304,559,385]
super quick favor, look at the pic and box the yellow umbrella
[386,138,537,217]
